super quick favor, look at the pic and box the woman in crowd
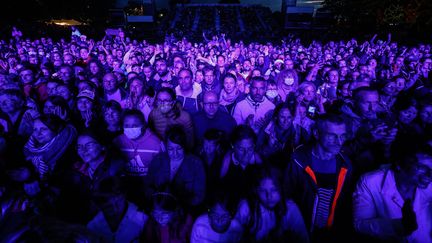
[42,95,71,122]
[257,103,310,168]
[220,125,263,206]
[0,89,38,139]
[392,95,422,137]
[1,27,432,242]
[148,87,194,149]
[191,189,243,243]
[146,125,206,210]
[72,89,102,133]
[235,167,309,242]
[276,69,299,105]
[143,192,194,243]
[418,100,432,139]
[101,100,123,141]
[23,114,77,181]
[113,109,161,207]
[219,73,246,114]
[125,76,154,121]
[296,81,325,117]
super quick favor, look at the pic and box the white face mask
[266,90,278,99]
[159,104,172,114]
[284,77,295,85]
[124,127,142,140]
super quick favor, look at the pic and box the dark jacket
[192,109,236,146]
[284,144,353,239]
[146,153,206,208]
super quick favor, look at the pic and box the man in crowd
[284,114,353,241]
[233,76,275,133]
[192,91,236,146]
[175,68,202,115]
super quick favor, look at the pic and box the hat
[274,59,284,65]
[77,89,95,100]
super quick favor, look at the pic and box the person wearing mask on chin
[148,87,194,150]
[113,109,162,208]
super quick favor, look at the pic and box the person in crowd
[284,114,352,241]
[101,72,127,107]
[55,84,74,109]
[192,91,236,146]
[200,66,222,97]
[101,100,123,141]
[418,99,432,139]
[146,125,206,209]
[23,115,77,182]
[151,58,178,90]
[257,103,310,168]
[296,81,325,117]
[233,76,275,133]
[148,87,194,149]
[318,69,340,104]
[2,27,432,242]
[293,102,315,134]
[55,130,125,223]
[219,73,246,114]
[125,76,154,121]
[142,192,194,242]
[87,176,148,242]
[276,69,299,105]
[353,134,432,242]
[392,94,422,137]
[113,109,162,206]
[175,68,202,114]
[72,89,103,133]
[191,189,243,243]
[220,125,263,206]
[0,89,39,139]
[342,87,398,176]
[56,65,76,86]
[236,167,309,242]
[42,95,71,122]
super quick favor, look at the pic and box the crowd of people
[0,27,431,242]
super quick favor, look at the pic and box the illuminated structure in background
[282,0,332,29]
[109,0,156,27]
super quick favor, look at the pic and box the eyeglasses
[77,142,99,151]
[203,102,218,107]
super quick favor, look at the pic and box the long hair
[151,191,186,239]
[245,166,287,239]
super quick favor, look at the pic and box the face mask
[284,77,295,85]
[124,127,142,140]
[159,104,172,114]
[152,211,174,226]
[266,90,278,99]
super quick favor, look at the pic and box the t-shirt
[191,214,243,243]
[113,130,162,176]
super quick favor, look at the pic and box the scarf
[219,88,240,106]
[24,125,77,178]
